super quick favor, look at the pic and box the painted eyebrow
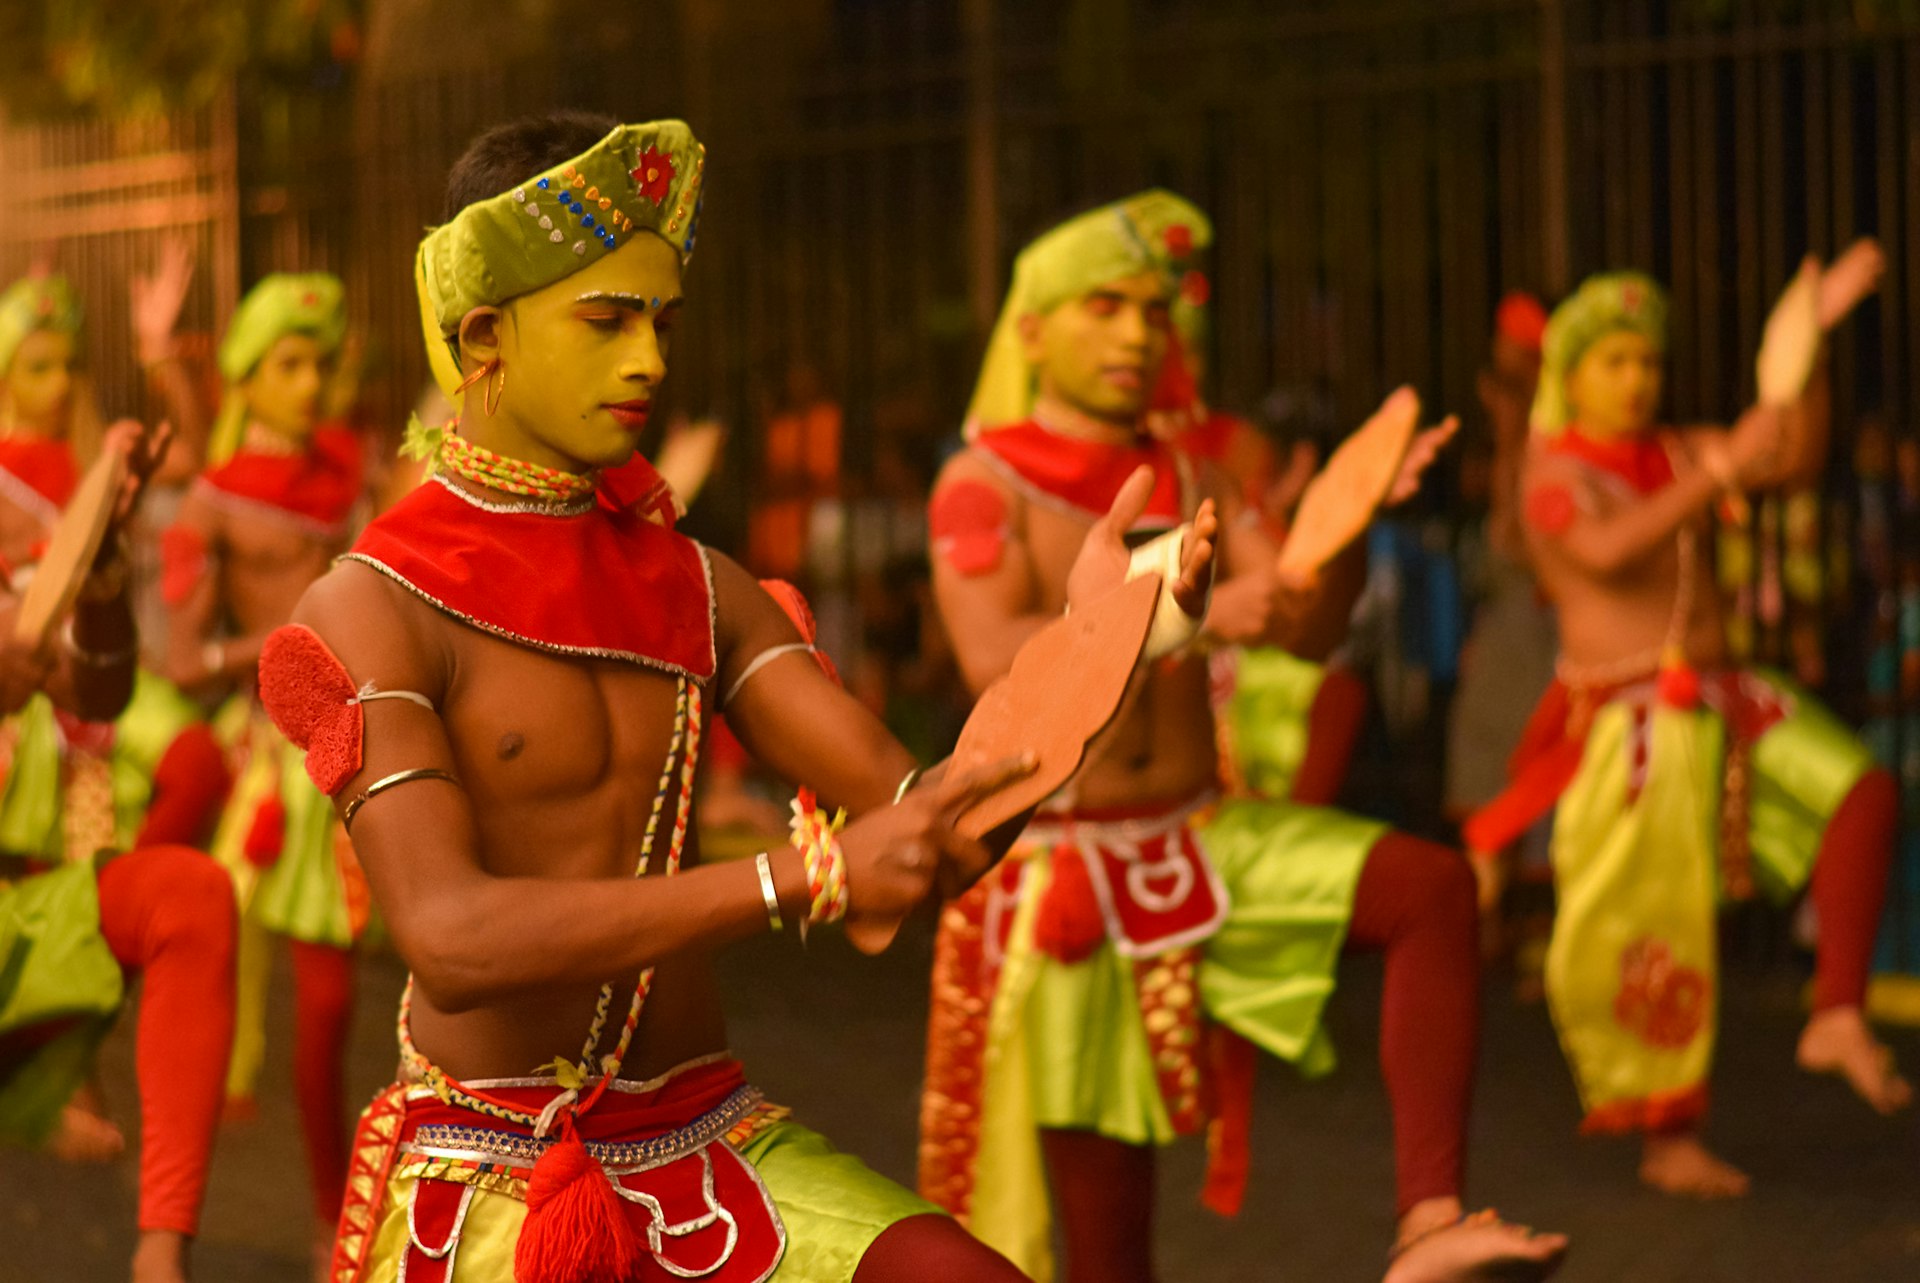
[572,291,686,310]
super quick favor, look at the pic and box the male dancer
[1466,256,1908,1197]
[158,273,367,1248]
[257,112,1208,1282]
[918,192,1564,1283]
[0,252,199,571]
[0,422,237,1283]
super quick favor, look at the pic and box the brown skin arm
[44,582,138,722]
[933,453,1216,693]
[1523,447,1723,580]
[710,549,918,815]
[293,568,825,1013]
[157,492,267,694]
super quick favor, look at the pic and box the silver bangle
[892,767,922,805]
[755,851,785,934]
[62,620,139,669]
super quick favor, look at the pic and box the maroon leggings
[95,845,238,1236]
[1039,831,1480,1283]
[1810,767,1899,1013]
[289,939,356,1226]
[853,1213,1028,1281]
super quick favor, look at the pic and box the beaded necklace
[396,675,706,1132]
[437,431,600,504]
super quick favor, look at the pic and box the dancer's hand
[1066,464,1218,617]
[129,236,195,367]
[1816,239,1885,332]
[1385,416,1460,507]
[101,419,176,531]
[1203,572,1278,646]
[838,752,1034,954]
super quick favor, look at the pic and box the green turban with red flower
[967,190,1212,436]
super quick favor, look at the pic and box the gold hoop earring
[485,360,506,417]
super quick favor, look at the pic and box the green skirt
[0,857,124,1144]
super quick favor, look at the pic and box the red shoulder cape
[1546,427,1675,495]
[197,425,364,531]
[972,419,1185,530]
[0,436,78,511]
[343,466,715,680]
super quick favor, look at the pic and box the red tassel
[514,1130,645,1283]
[1201,1028,1258,1217]
[1034,848,1108,963]
[243,797,286,869]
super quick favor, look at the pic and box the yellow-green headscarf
[414,119,706,404]
[209,273,347,463]
[1530,271,1668,435]
[0,276,83,377]
[966,189,1211,437]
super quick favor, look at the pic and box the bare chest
[437,624,691,877]
[1019,501,1097,610]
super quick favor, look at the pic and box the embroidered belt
[403,1085,764,1171]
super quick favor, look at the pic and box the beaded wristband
[789,788,850,939]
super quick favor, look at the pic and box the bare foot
[131,1229,189,1283]
[1639,1133,1750,1198]
[1386,1208,1569,1283]
[48,1099,126,1163]
[1798,1006,1913,1115]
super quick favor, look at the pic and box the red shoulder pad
[258,624,363,795]
[758,579,841,686]
[1523,483,1578,535]
[929,479,1008,577]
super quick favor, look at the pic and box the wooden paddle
[1275,386,1421,584]
[949,573,1161,838]
[13,448,125,647]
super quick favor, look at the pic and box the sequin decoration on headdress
[414,120,706,402]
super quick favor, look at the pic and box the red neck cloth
[1548,426,1674,495]
[0,436,77,508]
[975,419,1185,529]
[198,425,365,529]
[345,457,715,680]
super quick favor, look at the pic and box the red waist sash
[386,1058,784,1283]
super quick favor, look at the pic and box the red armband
[159,524,209,607]
[257,625,363,795]
[1523,483,1577,535]
[929,479,1008,577]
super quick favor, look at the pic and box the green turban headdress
[967,189,1212,436]
[0,276,84,377]
[210,273,348,463]
[414,119,706,403]
[1530,271,1668,435]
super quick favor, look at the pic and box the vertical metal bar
[963,0,1000,340]
[1538,0,1572,294]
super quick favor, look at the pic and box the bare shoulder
[171,482,224,537]
[933,446,1017,502]
[703,545,808,691]
[291,559,451,698]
